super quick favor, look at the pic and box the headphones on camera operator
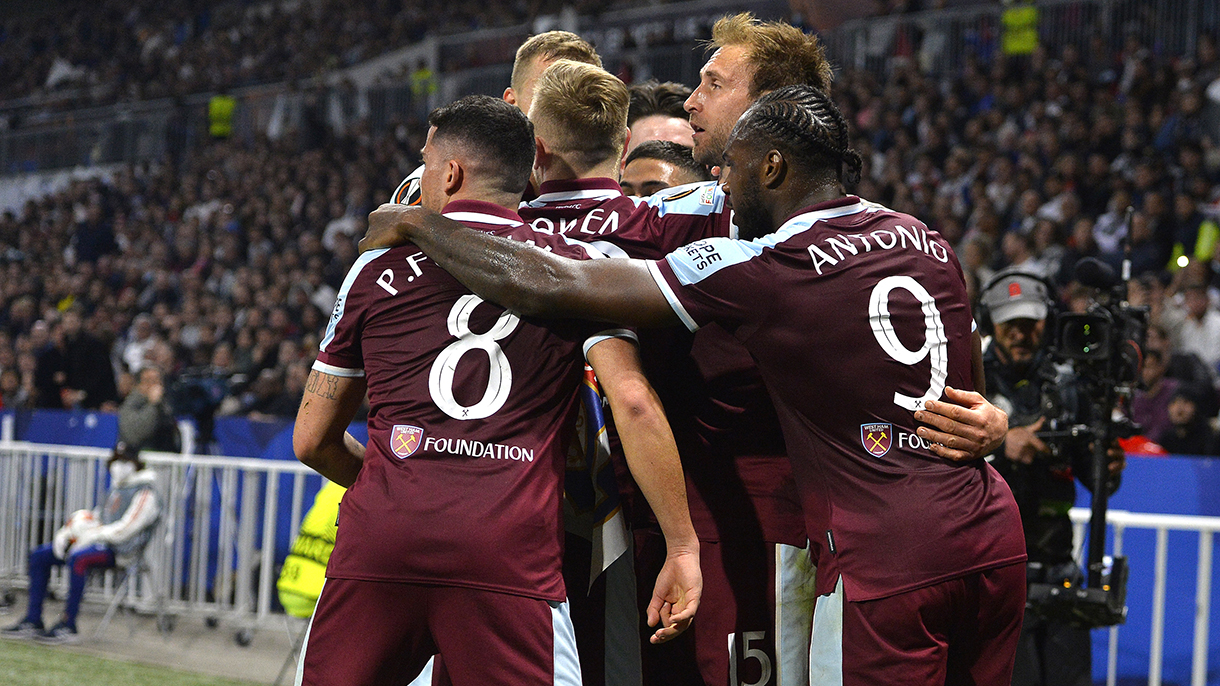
[975,267,1059,340]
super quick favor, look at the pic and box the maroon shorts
[636,529,815,686]
[298,578,581,686]
[810,563,1026,686]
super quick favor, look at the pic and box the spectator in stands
[118,366,181,454]
[71,200,118,264]
[0,3,1218,443]
[625,80,695,154]
[0,367,28,410]
[57,307,118,410]
[618,141,711,197]
[1132,348,1180,446]
[121,314,158,374]
[31,319,69,409]
[1177,282,1220,371]
[1168,192,1217,272]
[1,443,159,644]
[1157,385,1220,456]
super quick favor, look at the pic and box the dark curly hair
[733,84,862,186]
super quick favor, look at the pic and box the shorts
[809,563,1026,686]
[297,578,581,686]
[636,528,816,686]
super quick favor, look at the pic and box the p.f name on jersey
[369,232,576,300]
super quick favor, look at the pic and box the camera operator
[979,270,1126,686]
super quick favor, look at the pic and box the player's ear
[618,127,632,169]
[503,87,517,107]
[761,149,786,189]
[533,136,552,177]
[442,159,463,196]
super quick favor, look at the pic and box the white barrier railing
[1070,507,1220,686]
[0,442,324,640]
[2,442,1216,677]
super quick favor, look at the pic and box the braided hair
[732,85,862,187]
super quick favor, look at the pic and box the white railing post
[1193,532,1212,686]
[1107,524,1124,686]
[1149,528,1169,686]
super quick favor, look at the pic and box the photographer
[118,366,181,453]
[979,270,1126,686]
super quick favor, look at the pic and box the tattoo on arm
[305,370,341,400]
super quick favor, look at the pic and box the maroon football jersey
[520,178,729,259]
[315,199,627,602]
[520,179,804,545]
[651,196,1026,601]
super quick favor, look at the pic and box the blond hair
[511,31,602,93]
[530,59,629,170]
[710,13,833,97]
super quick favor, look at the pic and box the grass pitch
[0,639,261,686]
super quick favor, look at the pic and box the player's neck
[775,186,846,224]
[442,187,522,212]
[537,156,620,185]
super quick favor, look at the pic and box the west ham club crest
[861,423,892,458]
[390,425,424,458]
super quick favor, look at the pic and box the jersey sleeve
[314,249,387,377]
[582,328,639,359]
[646,237,773,334]
[645,181,735,251]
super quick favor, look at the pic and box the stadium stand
[1,0,1217,437]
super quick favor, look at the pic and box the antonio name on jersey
[806,222,951,275]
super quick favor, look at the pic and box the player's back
[520,179,803,544]
[656,196,1026,600]
[318,200,606,602]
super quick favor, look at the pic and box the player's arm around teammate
[364,202,1006,462]
[293,370,368,487]
[584,334,701,643]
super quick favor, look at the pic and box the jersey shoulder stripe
[661,200,872,286]
[752,200,870,250]
[647,180,724,218]
[646,260,699,332]
[319,247,388,352]
[312,360,365,378]
[444,211,522,227]
[665,237,764,285]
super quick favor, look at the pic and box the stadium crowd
[0,0,685,112]
[0,118,422,426]
[0,8,1218,459]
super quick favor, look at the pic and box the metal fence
[0,442,323,641]
[1069,508,1220,686]
[1,441,1217,681]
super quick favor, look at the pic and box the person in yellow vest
[208,91,237,139]
[1168,192,1219,273]
[1001,1,1039,56]
[278,481,345,617]
[409,60,438,121]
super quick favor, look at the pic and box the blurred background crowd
[0,0,1218,455]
